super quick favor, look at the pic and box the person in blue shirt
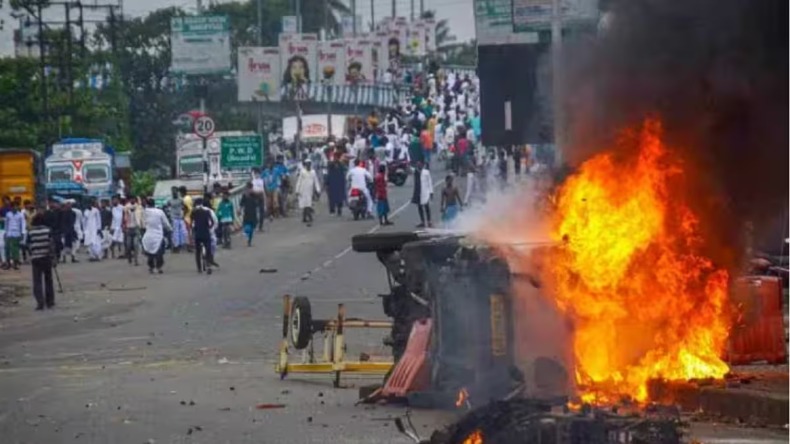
[262,157,290,219]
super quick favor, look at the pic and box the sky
[124,0,476,42]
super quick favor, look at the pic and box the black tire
[392,173,407,187]
[290,296,312,350]
[352,232,421,253]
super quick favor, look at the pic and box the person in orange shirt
[419,128,434,166]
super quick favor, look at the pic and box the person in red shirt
[374,164,392,226]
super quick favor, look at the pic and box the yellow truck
[0,149,43,205]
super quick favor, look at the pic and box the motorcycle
[387,160,410,187]
[348,187,369,221]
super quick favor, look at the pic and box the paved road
[0,177,452,444]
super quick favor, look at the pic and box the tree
[421,11,454,49]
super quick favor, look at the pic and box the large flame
[548,118,730,403]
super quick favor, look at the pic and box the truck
[45,138,117,200]
[0,149,43,205]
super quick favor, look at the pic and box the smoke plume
[563,0,788,260]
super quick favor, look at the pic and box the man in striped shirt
[28,213,55,310]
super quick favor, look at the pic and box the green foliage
[130,170,156,197]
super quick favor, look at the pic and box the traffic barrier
[380,319,432,397]
[725,276,787,365]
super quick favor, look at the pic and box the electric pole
[551,0,563,167]
[391,0,395,18]
[419,0,424,17]
[370,0,374,32]
[351,0,357,35]
[410,0,414,21]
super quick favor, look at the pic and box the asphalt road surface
[0,174,787,444]
[0,177,454,444]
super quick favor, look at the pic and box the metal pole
[257,0,264,143]
[370,0,374,32]
[392,0,395,18]
[200,97,208,193]
[419,0,424,17]
[296,0,302,33]
[323,0,328,39]
[65,4,73,108]
[326,82,333,138]
[37,3,47,120]
[410,0,414,21]
[351,0,357,36]
[551,0,563,167]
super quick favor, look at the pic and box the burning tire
[290,296,313,350]
[352,232,421,253]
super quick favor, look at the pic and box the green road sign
[220,135,264,169]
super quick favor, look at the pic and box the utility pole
[323,0,328,39]
[257,0,264,137]
[295,0,301,32]
[64,4,73,107]
[419,0,424,17]
[36,2,47,120]
[391,0,395,18]
[370,0,374,32]
[410,0,414,21]
[551,0,563,167]
[351,0,356,36]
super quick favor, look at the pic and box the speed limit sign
[193,115,216,138]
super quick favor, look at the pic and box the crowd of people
[0,64,555,311]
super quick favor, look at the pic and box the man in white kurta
[295,161,321,226]
[83,200,102,261]
[110,196,125,258]
[141,202,172,273]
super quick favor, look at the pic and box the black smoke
[562,0,788,260]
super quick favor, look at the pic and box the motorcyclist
[346,159,374,217]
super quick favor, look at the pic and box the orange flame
[548,118,730,403]
[462,429,484,444]
[455,387,470,408]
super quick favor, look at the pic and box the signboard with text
[237,47,282,102]
[170,15,231,74]
[220,135,264,169]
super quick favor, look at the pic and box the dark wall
[478,43,550,147]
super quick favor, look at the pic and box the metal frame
[276,295,394,387]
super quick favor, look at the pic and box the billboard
[344,38,374,84]
[237,47,281,102]
[279,33,319,97]
[474,0,537,45]
[424,18,438,52]
[406,21,427,57]
[317,41,346,85]
[512,0,599,33]
[170,15,231,74]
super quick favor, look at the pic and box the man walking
[83,199,102,262]
[28,212,55,310]
[325,153,347,216]
[411,161,433,228]
[295,160,321,227]
[168,187,188,253]
[4,201,26,270]
[141,198,171,274]
[239,183,258,246]
[191,197,215,273]
[251,167,266,231]
[123,196,142,266]
[110,195,125,258]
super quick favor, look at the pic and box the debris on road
[255,403,286,409]
[259,268,278,273]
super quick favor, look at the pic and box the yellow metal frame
[275,295,394,387]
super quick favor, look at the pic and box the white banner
[344,38,374,84]
[317,40,346,85]
[170,15,231,75]
[282,115,350,141]
[279,33,319,87]
[237,47,281,102]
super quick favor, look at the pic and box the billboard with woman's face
[279,33,318,86]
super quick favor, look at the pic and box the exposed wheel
[290,296,312,350]
[351,232,420,253]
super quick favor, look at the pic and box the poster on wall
[317,40,346,85]
[407,21,427,57]
[279,33,319,98]
[391,17,409,52]
[237,47,281,102]
[344,38,374,84]
[374,31,389,78]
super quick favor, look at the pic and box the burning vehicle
[349,118,787,443]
